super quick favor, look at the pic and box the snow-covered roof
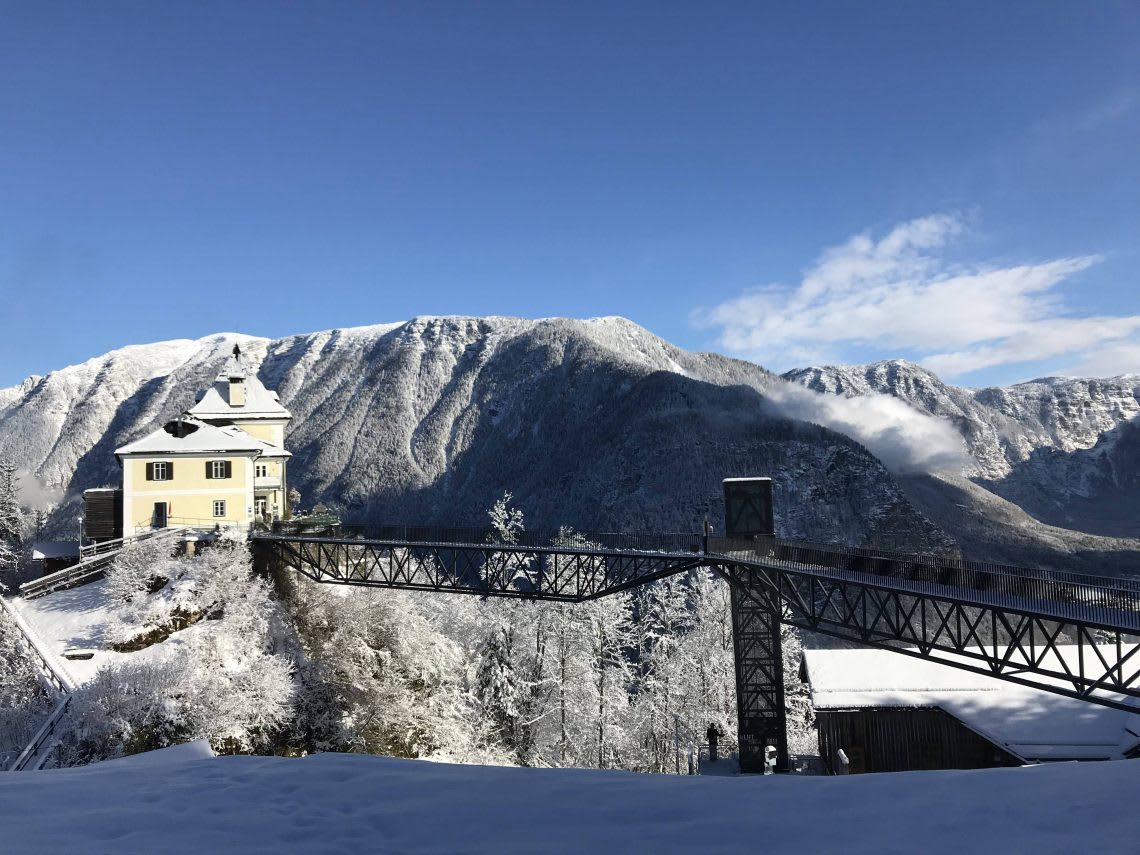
[185,347,291,422]
[115,418,269,456]
[803,647,1140,761]
[31,541,80,560]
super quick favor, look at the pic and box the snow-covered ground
[2,745,1139,854]
[9,578,186,686]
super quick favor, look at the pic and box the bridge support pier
[724,478,789,774]
[730,581,789,773]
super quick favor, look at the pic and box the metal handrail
[258,523,1140,623]
[267,522,706,556]
[9,696,71,772]
[0,596,72,694]
[709,536,1140,627]
[23,527,190,600]
[0,596,74,772]
[79,524,189,559]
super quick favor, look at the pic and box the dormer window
[229,377,246,407]
[206,460,232,479]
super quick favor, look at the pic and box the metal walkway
[252,484,1140,773]
[19,527,190,600]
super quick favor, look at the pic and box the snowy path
[2,749,1139,854]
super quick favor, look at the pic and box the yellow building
[114,345,293,536]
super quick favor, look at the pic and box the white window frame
[212,500,227,518]
[210,460,228,479]
[255,464,268,478]
[152,461,170,481]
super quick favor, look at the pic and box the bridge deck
[254,530,1140,632]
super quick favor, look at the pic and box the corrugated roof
[803,647,1140,761]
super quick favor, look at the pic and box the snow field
[2,747,1139,854]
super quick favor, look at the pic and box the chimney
[228,344,247,407]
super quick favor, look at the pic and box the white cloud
[1060,340,1140,380]
[764,383,971,474]
[695,215,1140,379]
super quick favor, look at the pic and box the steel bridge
[251,478,1140,774]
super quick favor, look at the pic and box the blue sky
[1,2,1137,388]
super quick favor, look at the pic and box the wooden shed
[803,647,1140,775]
[30,542,81,577]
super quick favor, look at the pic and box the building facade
[112,345,292,537]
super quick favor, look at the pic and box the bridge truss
[253,481,1140,774]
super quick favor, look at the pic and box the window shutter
[168,461,174,480]
[146,462,154,481]
[205,461,213,479]
[225,460,233,479]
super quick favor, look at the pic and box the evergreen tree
[0,462,23,572]
[0,462,22,570]
[629,576,693,771]
[474,621,523,751]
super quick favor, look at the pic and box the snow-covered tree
[0,606,52,764]
[0,461,23,572]
[106,535,178,606]
[780,623,816,754]
[281,572,480,761]
[488,492,524,544]
[628,575,694,773]
[576,594,635,769]
[66,659,189,762]
[675,569,738,754]
[74,539,298,759]
[474,618,524,753]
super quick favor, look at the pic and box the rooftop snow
[115,418,270,456]
[803,647,1140,761]
[31,541,80,560]
[185,349,291,421]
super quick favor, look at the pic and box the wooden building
[30,542,81,576]
[815,706,1021,774]
[803,647,1140,774]
[83,488,123,542]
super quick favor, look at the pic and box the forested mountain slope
[3,317,1137,570]
[785,360,1140,539]
[0,317,941,550]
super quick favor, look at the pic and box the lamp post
[77,515,84,550]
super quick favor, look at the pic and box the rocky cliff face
[0,318,946,551]
[783,360,1140,538]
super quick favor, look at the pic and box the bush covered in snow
[63,538,298,762]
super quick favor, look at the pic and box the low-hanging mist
[762,382,972,474]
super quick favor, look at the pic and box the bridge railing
[23,527,191,600]
[260,524,1140,620]
[270,522,706,555]
[710,536,1140,620]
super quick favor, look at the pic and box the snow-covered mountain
[0,317,944,552]
[3,318,1138,570]
[784,360,1140,538]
